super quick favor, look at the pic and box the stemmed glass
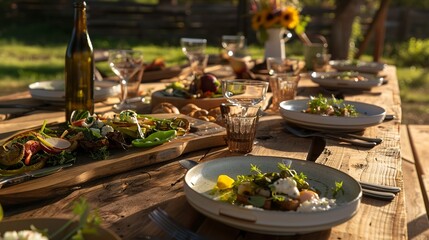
[180,38,207,79]
[108,49,144,110]
[187,53,208,77]
[181,38,206,57]
[222,79,269,108]
[221,35,245,57]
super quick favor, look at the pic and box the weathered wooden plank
[294,66,406,239]
[5,148,217,240]
[408,125,429,176]
[408,124,429,216]
[0,65,409,239]
[401,125,429,239]
[0,114,226,205]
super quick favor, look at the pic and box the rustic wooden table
[0,65,406,239]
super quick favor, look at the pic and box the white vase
[264,28,290,60]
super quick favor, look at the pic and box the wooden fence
[3,0,428,45]
[386,7,429,41]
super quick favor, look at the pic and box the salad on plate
[211,163,343,212]
[302,94,358,117]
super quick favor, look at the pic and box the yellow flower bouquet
[251,0,306,43]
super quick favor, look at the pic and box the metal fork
[149,208,205,240]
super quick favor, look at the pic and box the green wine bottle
[65,0,94,122]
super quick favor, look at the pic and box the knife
[306,136,326,162]
[362,188,396,200]
[0,163,73,189]
[359,181,401,193]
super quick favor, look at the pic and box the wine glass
[108,49,144,110]
[222,79,269,108]
[221,35,245,57]
[180,38,207,57]
[188,53,208,77]
[180,38,207,79]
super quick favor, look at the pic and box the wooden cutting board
[0,114,226,205]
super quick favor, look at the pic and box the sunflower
[263,9,281,29]
[280,7,299,29]
[252,10,268,30]
[250,1,307,43]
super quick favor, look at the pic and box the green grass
[397,67,429,102]
[0,40,427,100]
[0,43,65,89]
[0,40,265,95]
[0,36,428,123]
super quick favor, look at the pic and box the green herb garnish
[49,197,102,240]
[332,181,344,198]
[304,94,358,117]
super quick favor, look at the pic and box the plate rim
[279,99,386,129]
[184,156,362,234]
[282,118,376,131]
[310,71,384,89]
[328,60,385,73]
[28,80,119,103]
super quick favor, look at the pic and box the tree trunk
[330,0,363,60]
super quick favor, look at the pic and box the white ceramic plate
[29,80,120,103]
[184,156,362,235]
[0,218,120,240]
[329,60,385,73]
[279,99,386,131]
[310,71,384,90]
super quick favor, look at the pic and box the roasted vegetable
[0,110,191,176]
[132,130,177,148]
[0,143,25,166]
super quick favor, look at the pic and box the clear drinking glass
[313,53,332,72]
[108,49,144,110]
[269,73,300,111]
[188,53,208,77]
[222,79,269,107]
[181,38,207,57]
[221,35,245,57]
[221,103,260,153]
[180,38,207,78]
[266,57,299,75]
[221,80,268,153]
